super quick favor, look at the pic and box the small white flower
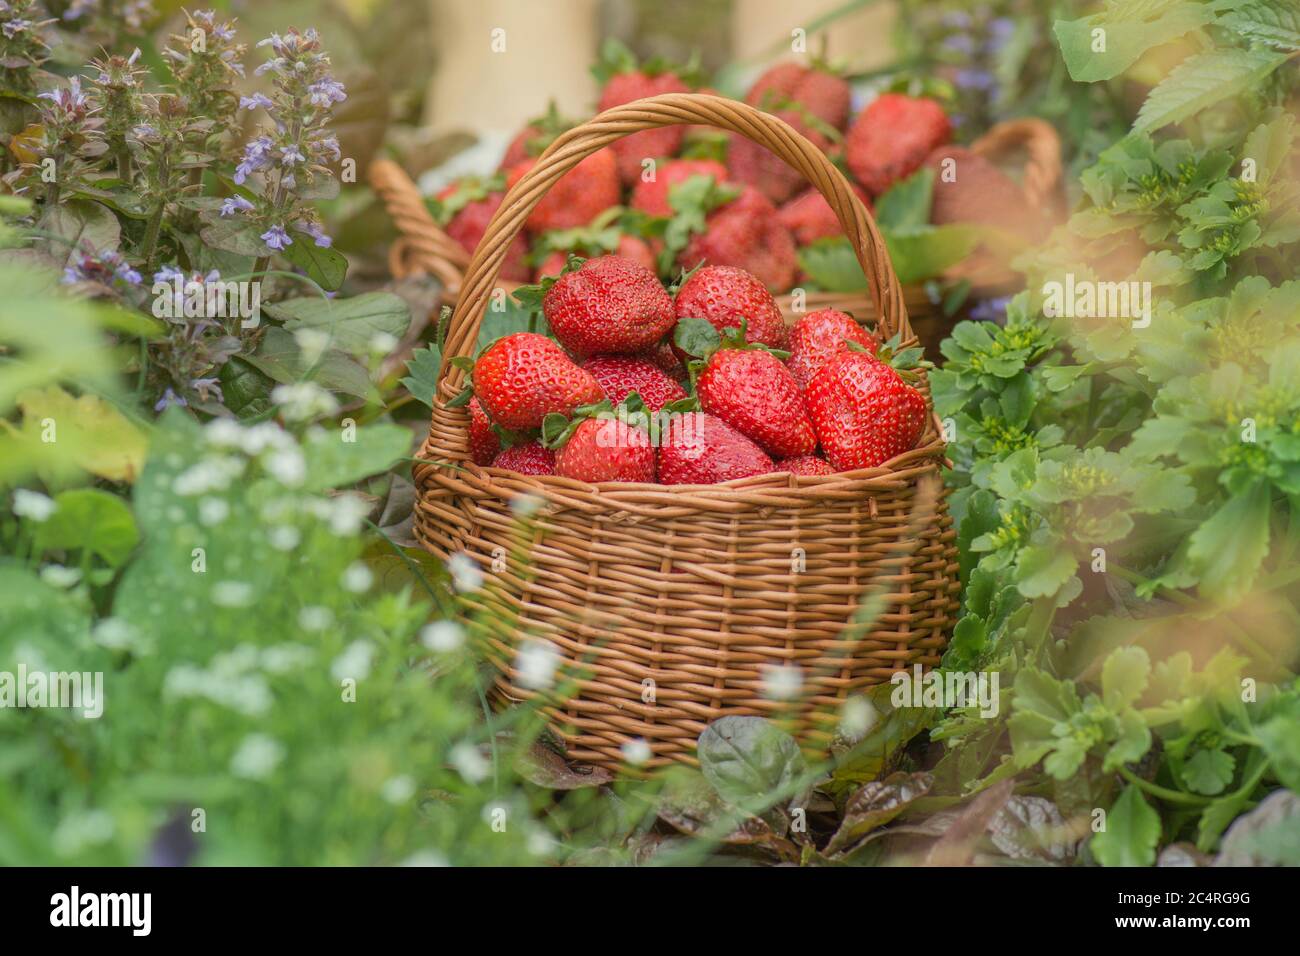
[838,696,877,741]
[510,493,543,518]
[12,489,56,522]
[198,497,230,525]
[263,447,306,487]
[420,620,465,653]
[92,617,140,651]
[270,381,339,421]
[240,422,294,455]
[173,455,244,496]
[446,552,484,592]
[293,327,331,367]
[330,640,374,682]
[205,418,246,448]
[381,775,416,804]
[516,640,560,690]
[297,605,333,631]
[212,580,255,608]
[268,525,301,551]
[230,733,285,780]
[39,564,81,588]
[761,664,804,701]
[260,643,314,673]
[327,493,370,536]
[621,738,652,766]
[368,331,399,355]
[341,562,372,593]
[451,742,491,783]
[399,850,449,867]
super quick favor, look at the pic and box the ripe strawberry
[805,350,928,471]
[594,40,691,185]
[778,185,873,246]
[532,249,569,282]
[697,348,816,458]
[845,94,952,196]
[582,355,686,411]
[746,62,852,132]
[644,340,686,380]
[657,412,773,485]
[472,332,604,430]
[787,308,877,389]
[542,255,676,357]
[506,148,621,235]
[468,398,500,465]
[924,145,1043,238]
[532,233,654,282]
[615,235,657,273]
[775,455,835,476]
[500,102,574,170]
[555,416,656,483]
[435,182,530,282]
[630,158,729,218]
[674,265,787,350]
[491,441,556,476]
[678,187,796,292]
[727,108,829,205]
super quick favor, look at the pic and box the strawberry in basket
[505,148,621,235]
[845,93,952,196]
[499,101,574,170]
[657,412,773,485]
[673,264,787,350]
[726,103,832,205]
[787,308,878,390]
[592,39,694,186]
[778,183,873,246]
[461,332,603,431]
[674,186,797,292]
[431,177,530,282]
[535,254,676,358]
[746,60,852,133]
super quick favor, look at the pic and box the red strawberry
[506,148,621,235]
[598,72,690,185]
[543,255,676,357]
[468,397,500,465]
[776,455,835,476]
[727,108,829,205]
[924,145,1043,239]
[805,350,928,471]
[746,62,851,132]
[657,412,773,485]
[644,340,686,380]
[846,94,952,196]
[615,235,657,273]
[778,185,873,246]
[631,158,729,218]
[674,265,787,350]
[555,416,656,483]
[491,441,556,476]
[697,348,816,458]
[787,308,877,389]
[679,187,796,292]
[533,249,569,282]
[500,103,574,170]
[472,332,604,431]
[436,184,530,282]
[582,355,686,411]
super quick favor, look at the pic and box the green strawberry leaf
[673,317,722,359]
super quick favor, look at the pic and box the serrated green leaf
[1135,48,1287,133]
[1092,784,1160,866]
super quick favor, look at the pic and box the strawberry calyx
[590,38,704,87]
[426,173,506,225]
[531,207,633,263]
[852,332,932,385]
[658,174,740,273]
[520,100,574,158]
[512,254,588,312]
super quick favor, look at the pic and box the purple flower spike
[261,224,293,252]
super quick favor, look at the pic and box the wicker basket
[410,93,961,772]
[371,113,1060,347]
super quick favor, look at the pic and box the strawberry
[470,332,604,431]
[542,255,676,357]
[491,441,556,476]
[500,102,575,170]
[775,454,835,476]
[644,340,687,380]
[555,416,656,483]
[678,187,796,292]
[845,94,952,196]
[532,249,569,282]
[468,397,501,465]
[924,145,1044,239]
[805,350,928,471]
[593,39,692,185]
[727,107,829,205]
[674,265,787,350]
[778,185,872,246]
[657,412,773,485]
[787,308,877,389]
[435,181,530,282]
[697,347,816,458]
[582,355,686,411]
[746,61,852,132]
[505,148,621,235]
[630,158,728,218]
[531,227,656,282]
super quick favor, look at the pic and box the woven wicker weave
[412,93,961,771]
[371,113,1060,347]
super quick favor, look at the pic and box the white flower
[838,696,877,741]
[39,564,81,588]
[198,497,230,525]
[330,640,374,682]
[92,617,140,651]
[621,738,652,766]
[327,493,370,536]
[420,620,465,653]
[268,525,301,550]
[450,742,491,783]
[293,327,331,367]
[368,331,398,354]
[260,643,315,674]
[205,418,246,448]
[270,381,339,421]
[341,562,372,593]
[516,640,560,690]
[262,447,306,487]
[510,493,542,518]
[212,580,255,608]
[399,850,449,867]
[381,775,415,804]
[239,422,295,455]
[173,455,244,496]
[52,809,115,856]
[446,552,484,592]
[297,605,334,631]
[12,489,55,522]
[230,733,285,780]
[761,664,804,701]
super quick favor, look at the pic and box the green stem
[1119,767,1211,806]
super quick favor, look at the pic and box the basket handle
[435,92,910,400]
[970,117,1063,210]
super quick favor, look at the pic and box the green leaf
[696,716,807,807]
[1053,2,1216,83]
[300,423,412,492]
[263,292,410,356]
[884,224,982,285]
[1135,48,1288,132]
[401,344,441,409]
[1221,1,1300,50]
[1015,544,1078,599]
[1102,646,1150,710]
[1091,784,1160,867]
[1103,709,1153,772]
[32,488,139,568]
[824,771,933,856]
[198,217,268,258]
[874,167,934,231]
[1180,748,1236,796]
[671,317,721,358]
[241,327,379,403]
[796,237,869,292]
[1255,715,1300,791]
[38,200,121,266]
[280,232,349,291]
[1185,477,1272,601]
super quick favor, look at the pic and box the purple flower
[280,144,305,166]
[301,221,331,248]
[955,68,997,92]
[239,93,274,112]
[220,195,255,217]
[989,17,1015,50]
[190,377,224,402]
[261,224,293,251]
[234,136,274,184]
[314,135,341,163]
[38,76,89,113]
[63,0,97,21]
[942,34,976,55]
[154,388,188,412]
[307,77,347,107]
[969,295,1012,324]
[2,18,31,38]
[63,248,143,288]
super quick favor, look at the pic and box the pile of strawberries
[458,256,929,484]
[430,41,1035,296]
